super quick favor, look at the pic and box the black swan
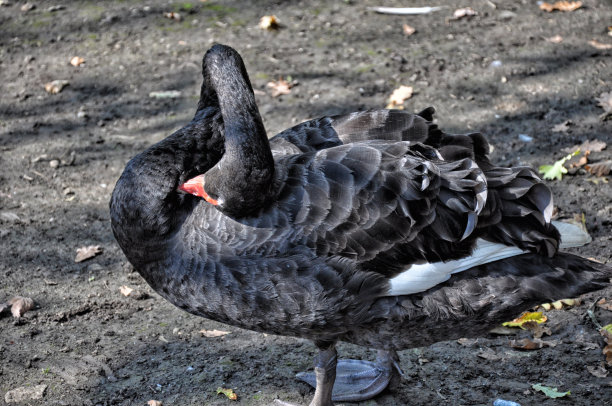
[110,44,611,406]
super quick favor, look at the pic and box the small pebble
[49,159,60,168]
[518,134,533,142]
[493,399,521,406]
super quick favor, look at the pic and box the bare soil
[1,1,611,405]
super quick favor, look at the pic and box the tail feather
[356,253,611,349]
[421,253,611,322]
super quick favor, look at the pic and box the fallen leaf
[70,56,85,67]
[44,80,69,94]
[164,12,181,21]
[546,35,563,43]
[538,150,580,181]
[569,152,588,169]
[8,296,35,318]
[259,15,279,30]
[539,298,581,311]
[539,1,582,12]
[532,383,571,398]
[589,39,612,50]
[457,337,478,347]
[200,329,231,338]
[597,298,612,311]
[585,160,612,177]
[551,120,572,133]
[602,324,612,366]
[402,24,416,36]
[502,312,547,329]
[267,78,294,97]
[452,7,478,19]
[562,139,607,154]
[477,348,502,361]
[147,401,163,406]
[521,321,552,339]
[75,245,103,263]
[510,338,557,350]
[386,85,413,109]
[216,387,238,401]
[587,364,609,378]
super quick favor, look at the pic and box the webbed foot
[296,349,403,402]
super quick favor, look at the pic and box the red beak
[178,175,219,206]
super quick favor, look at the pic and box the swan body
[110,45,611,406]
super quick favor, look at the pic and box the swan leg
[274,345,337,406]
[296,349,403,403]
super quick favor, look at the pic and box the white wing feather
[386,221,591,296]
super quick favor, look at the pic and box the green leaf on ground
[532,383,570,398]
[538,150,580,180]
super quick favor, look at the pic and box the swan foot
[296,349,403,403]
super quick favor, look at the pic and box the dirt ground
[1,1,612,405]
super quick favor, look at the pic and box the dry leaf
[8,296,35,318]
[568,152,588,169]
[259,15,279,30]
[563,139,607,154]
[601,325,612,366]
[586,160,612,177]
[119,285,148,300]
[546,35,563,43]
[75,245,102,263]
[552,120,572,133]
[386,85,413,109]
[510,338,558,350]
[597,298,612,311]
[164,12,181,21]
[70,56,85,67]
[44,80,69,94]
[522,321,552,339]
[539,298,581,310]
[587,364,609,378]
[216,387,238,400]
[589,40,612,50]
[539,1,582,12]
[457,337,478,347]
[402,24,416,36]
[200,329,230,338]
[452,7,477,19]
[477,348,502,361]
[503,312,547,328]
[266,78,294,97]
[147,401,163,406]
